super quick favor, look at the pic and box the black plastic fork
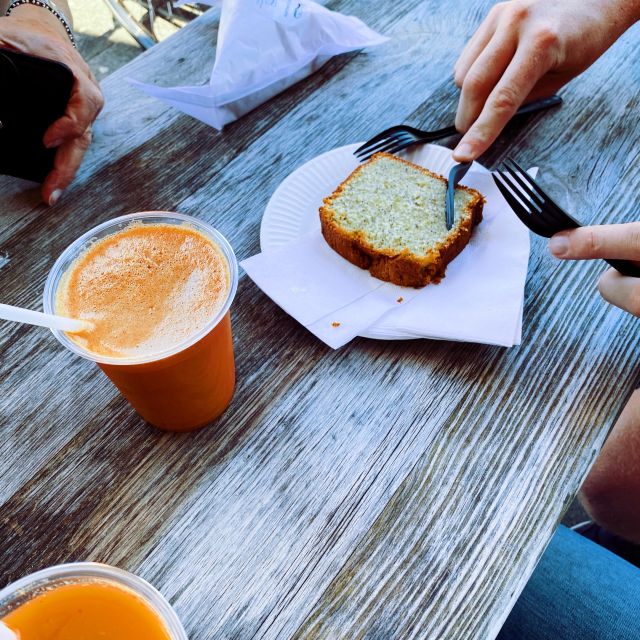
[492,158,640,278]
[354,95,563,162]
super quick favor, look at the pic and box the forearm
[0,1,73,27]
[579,389,640,544]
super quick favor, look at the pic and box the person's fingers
[452,35,556,162]
[453,4,502,87]
[42,128,92,205]
[455,27,518,132]
[549,224,640,261]
[598,268,640,317]
[43,72,103,148]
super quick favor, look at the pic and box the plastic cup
[44,212,238,432]
[0,562,187,639]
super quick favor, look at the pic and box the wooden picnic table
[1,1,639,638]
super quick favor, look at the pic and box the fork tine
[354,126,412,156]
[492,173,530,215]
[501,162,546,209]
[355,133,415,160]
[381,138,422,158]
[358,140,406,161]
[503,158,562,226]
[505,158,579,229]
[505,158,563,214]
[500,167,559,229]
[507,158,542,192]
[357,135,416,162]
[492,173,553,237]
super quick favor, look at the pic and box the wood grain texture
[1,2,639,639]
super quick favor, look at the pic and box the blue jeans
[497,525,640,640]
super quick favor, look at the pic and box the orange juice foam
[56,222,230,358]
[0,580,171,639]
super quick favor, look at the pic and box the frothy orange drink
[0,580,171,639]
[56,223,229,357]
[51,214,237,431]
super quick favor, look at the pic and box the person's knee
[580,462,640,544]
[579,391,640,542]
[498,526,640,640]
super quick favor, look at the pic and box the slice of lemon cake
[319,152,485,288]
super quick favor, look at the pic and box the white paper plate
[260,143,490,340]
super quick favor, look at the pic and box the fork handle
[514,95,563,116]
[424,95,563,142]
[605,259,640,278]
[424,125,459,140]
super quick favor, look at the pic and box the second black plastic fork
[354,95,563,162]
[492,158,640,278]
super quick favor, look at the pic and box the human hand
[549,223,640,316]
[0,5,104,204]
[452,0,640,162]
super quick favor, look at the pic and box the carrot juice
[44,213,238,432]
[1,581,171,639]
[0,563,187,640]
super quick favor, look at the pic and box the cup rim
[0,562,188,640]
[43,211,238,366]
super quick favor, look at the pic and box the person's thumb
[548,223,640,261]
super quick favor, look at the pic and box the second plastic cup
[43,212,238,432]
[0,562,187,639]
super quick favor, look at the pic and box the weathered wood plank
[1,2,639,640]
[0,0,432,506]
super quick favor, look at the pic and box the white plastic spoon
[0,303,91,334]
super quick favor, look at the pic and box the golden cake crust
[319,152,485,288]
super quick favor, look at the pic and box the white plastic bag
[130,0,388,129]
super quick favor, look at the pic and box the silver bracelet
[5,0,77,49]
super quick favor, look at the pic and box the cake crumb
[397,297,404,303]
[331,322,341,328]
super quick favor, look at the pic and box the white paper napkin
[130,0,388,130]
[241,169,534,349]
